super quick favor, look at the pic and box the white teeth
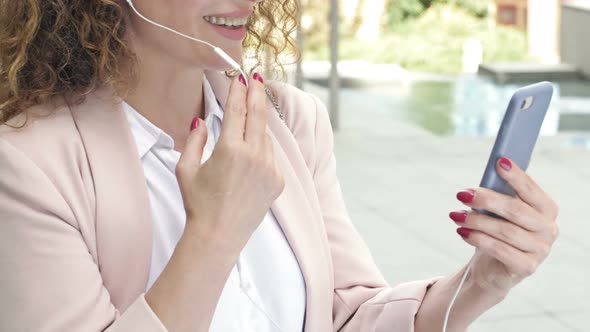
[204,16,248,27]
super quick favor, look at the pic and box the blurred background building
[561,0,590,77]
[495,0,527,29]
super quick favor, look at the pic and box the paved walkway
[302,81,590,331]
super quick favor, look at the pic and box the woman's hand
[449,157,559,294]
[175,73,285,254]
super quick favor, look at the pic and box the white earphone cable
[125,0,248,86]
[442,250,477,332]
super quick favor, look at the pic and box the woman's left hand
[449,157,559,294]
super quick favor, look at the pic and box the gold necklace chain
[265,87,285,123]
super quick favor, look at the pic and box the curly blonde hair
[0,0,299,124]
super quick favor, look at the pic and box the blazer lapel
[69,88,152,311]
[265,129,333,331]
[207,71,333,330]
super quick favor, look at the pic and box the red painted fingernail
[457,189,475,204]
[457,228,471,239]
[499,157,512,171]
[449,211,468,223]
[190,117,199,131]
[253,72,264,84]
[239,74,247,86]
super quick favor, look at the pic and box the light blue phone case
[479,81,554,216]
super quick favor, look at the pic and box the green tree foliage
[448,0,490,17]
[305,4,528,74]
[385,0,427,25]
[300,0,331,55]
[385,0,490,29]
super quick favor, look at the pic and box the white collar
[123,76,223,158]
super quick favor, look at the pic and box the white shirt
[123,77,306,332]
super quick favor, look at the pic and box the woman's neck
[122,46,206,154]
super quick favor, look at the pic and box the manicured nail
[190,117,199,131]
[457,189,475,204]
[449,210,468,223]
[457,228,471,239]
[499,157,512,171]
[239,74,247,86]
[253,72,264,84]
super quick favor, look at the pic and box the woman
[0,0,559,331]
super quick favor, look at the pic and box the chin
[208,62,234,72]
[207,47,244,72]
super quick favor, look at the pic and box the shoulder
[267,80,329,133]
[0,96,81,157]
[266,81,334,175]
[0,96,89,206]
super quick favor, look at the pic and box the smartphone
[478,81,554,216]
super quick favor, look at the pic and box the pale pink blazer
[0,71,438,331]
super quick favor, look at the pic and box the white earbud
[125,0,248,87]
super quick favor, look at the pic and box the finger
[266,133,281,171]
[264,134,285,202]
[457,188,545,232]
[457,228,542,278]
[496,157,559,220]
[244,72,268,147]
[449,210,549,254]
[176,117,208,178]
[265,133,279,171]
[264,133,274,158]
[220,75,248,142]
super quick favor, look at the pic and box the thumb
[177,117,208,176]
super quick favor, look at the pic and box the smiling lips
[204,15,249,29]
[203,14,250,41]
